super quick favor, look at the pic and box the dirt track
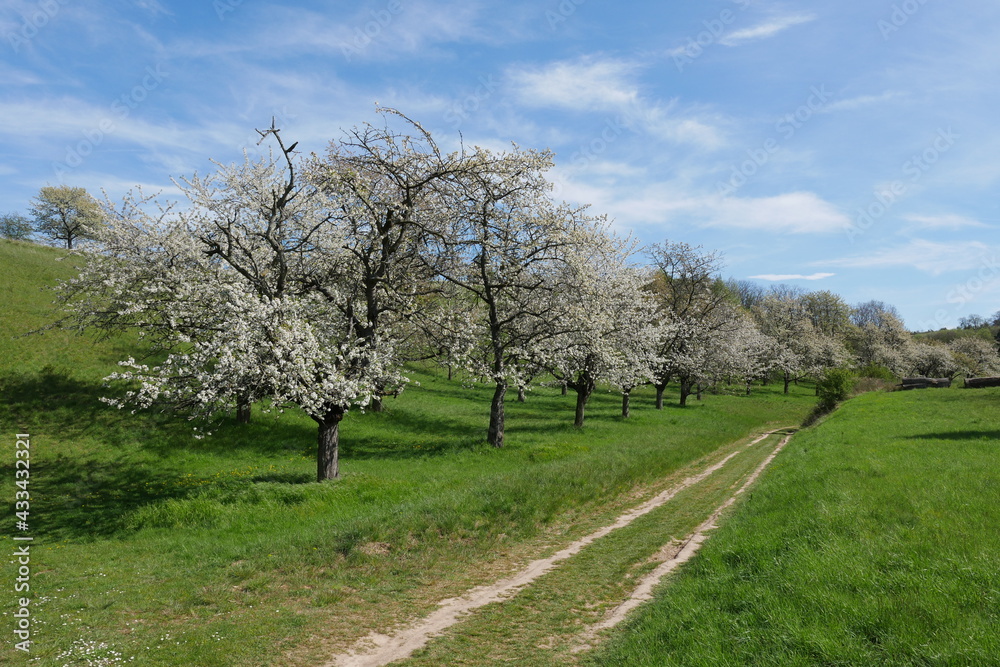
[325,429,794,667]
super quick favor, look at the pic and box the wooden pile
[900,377,952,390]
[963,377,1000,389]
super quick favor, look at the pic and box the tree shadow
[0,369,322,540]
[906,431,1000,442]
[0,368,319,459]
[340,407,484,460]
[16,455,193,541]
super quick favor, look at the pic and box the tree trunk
[487,381,507,448]
[679,377,692,407]
[783,372,791,395]
[572,372,596,428]
[655,383,666,410]
[574,385,592,428]
[561,383,568,396]
[315,407,346,482]
[696,384,703,401]
[621,391,631,418]
[447,364,453,381]
[370,395,385,413]
[517,385,526,402]
[236,395,251,424]
[746,380,752,396]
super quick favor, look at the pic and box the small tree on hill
[0,212,33,240]
[30,185,103,249]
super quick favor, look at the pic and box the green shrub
[817,367,856,410]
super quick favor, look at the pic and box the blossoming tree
[55,127,399,481]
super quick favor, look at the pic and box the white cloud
[0,65,41,86]
[172,1,491,61]
[720,14,816,47]
[822,91,902,113]
[508,57,640,112]
[902,214,989,230]
[134,0,170,17]
[704,192,852,234]
[750,273,835,281]
[825,239,995,275]
[507,56,726,149]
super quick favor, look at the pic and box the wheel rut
[324,428,796,667]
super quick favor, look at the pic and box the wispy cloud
[822,91,902,113]
[507,56,726,149]
[0,65,41,86]
[902,214,989,230]
[720,14,816,47]
[134,0,171,17]
[704,192,851,234]
[825,239,994,275]
[750,273,836,281]
[173,1,492,62]
[508,57,640,112]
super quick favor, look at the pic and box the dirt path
[573,431,794,651]
[324,429,792,667]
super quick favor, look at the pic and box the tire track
[573,430,796,652]
[324,429,791,667]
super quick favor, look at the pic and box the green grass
[394,431,795,666]
[0,239,815,665]
[590,387,1000,666]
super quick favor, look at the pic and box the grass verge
[589,387,1000,666]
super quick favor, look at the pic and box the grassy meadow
[0,239,815,665]
[590,387,1000,666]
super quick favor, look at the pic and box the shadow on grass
[21,456,191,541]
[0,368,318,459]
[0,370,313,540]
[341,406,484,460]
[906,431,1000,442]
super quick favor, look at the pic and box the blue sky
[2,0,999,330]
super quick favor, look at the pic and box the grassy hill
[0,239,131,376]
[1,239,816,665]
